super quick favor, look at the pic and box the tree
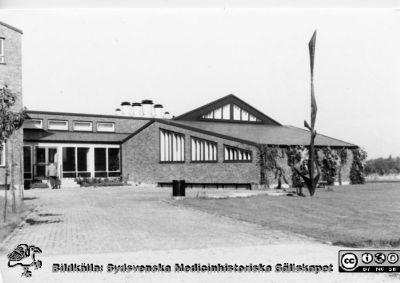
[293,30,320,197]
[1,84,26,221]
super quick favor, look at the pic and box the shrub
[350,148,367,184]
[320,147,339,185]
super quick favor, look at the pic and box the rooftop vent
[141,99,154,117]
[121,101,132,116]
[154,104,163,118]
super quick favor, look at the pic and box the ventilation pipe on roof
[132,102,142,117]
[154,104,164,118]
[115,108,122,115]
[121,102,132,116]
[141,100,154,118]
[164,112,172,119]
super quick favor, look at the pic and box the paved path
[0,187,394,282]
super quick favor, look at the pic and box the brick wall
[122,122,260,184]
[0,24,23,187]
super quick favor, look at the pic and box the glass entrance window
[23,146,32,180]
[35,147,46,178]
[108,148,120,177]
[95,148,107,177]
[77,147,90,177]
[62,147,76,178]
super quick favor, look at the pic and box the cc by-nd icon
[341,253,358,270]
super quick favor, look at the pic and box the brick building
[0,21,357,190]
[0,21,24,188]
[23,94,357,189]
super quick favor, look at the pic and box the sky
[0,7,399,158]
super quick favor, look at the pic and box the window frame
[72,120,93,132]
[0,142,5,167]
[159,128,185,163]
[223,144,253,163]
[48,119,69,131]
[190,136,218,163]
[96,122,115,133]
[24,119,43,129]
[0,38,4,64]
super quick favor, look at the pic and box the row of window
[201,104,261,122]
[25,119,115,132]
[160,129,252,163]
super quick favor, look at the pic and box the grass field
[181,183,400,248]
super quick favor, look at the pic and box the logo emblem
[387,253,399,264]
[362,253,373,264]
[341,253,358,270]
[7,244,42,277]
[374,252,386,264]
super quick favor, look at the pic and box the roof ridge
[0,21,23,34]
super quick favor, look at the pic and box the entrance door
[34,147,58,180]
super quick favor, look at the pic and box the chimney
[141,99,154,118]
[121,102,132,116]
[154,104,163,118]
[115,108,122,115]
[132,102,142,117]
[164,112,172,119]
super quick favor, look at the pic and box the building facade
[0,21,24,188]
[23,95,357,189]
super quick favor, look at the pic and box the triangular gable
[174,94,281,125]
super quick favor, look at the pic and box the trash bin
[172,180,186,197]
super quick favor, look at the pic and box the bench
[317,181,329,188]
[157,182,252,190]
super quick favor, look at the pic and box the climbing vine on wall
[285,146,305,188]
[320,147,339,185]
[337,148,348,185]
[350,148,367,184]
[257,145,280,186]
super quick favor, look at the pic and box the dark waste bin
[172,180,186,197]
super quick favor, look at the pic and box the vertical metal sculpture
[294,30,320,196]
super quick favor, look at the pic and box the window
[48,120,68,131]
[160,129,185,162]
[24,119,43,129]
[191,137,217,162]
[23,146,32,179]
[0,142,5,166]
[0,38,4,64]
[62,147,76,177]
[94,147,120,177]
[233,104,259,122]
[97,122,115,132]
[224,145,252,162]
[201,104,230,120]
[73,121,92,131]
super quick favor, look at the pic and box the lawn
[180,183,400,248]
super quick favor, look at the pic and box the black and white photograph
[0,1,399,282]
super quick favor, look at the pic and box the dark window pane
[23,146,32,172]
[77,172,91,178]
[95,148,106,171]
[63,172,76,178]
[36,165,46,178]
[36,147,45,163]
[108,172,121,177]
[94,172,107,178]
[77,147,89,172]
[48,148,57,163]
[24,173,32,179]
[108,148,120,171]
[62,147,76,172]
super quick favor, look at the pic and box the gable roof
[171,120,357,148]
[173,94,282,126]
[0,21,23,34]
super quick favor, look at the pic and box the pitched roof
[171,120,357,147]
[174,94,282,126]
[0,21,23,34]
[24,129,128,143]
